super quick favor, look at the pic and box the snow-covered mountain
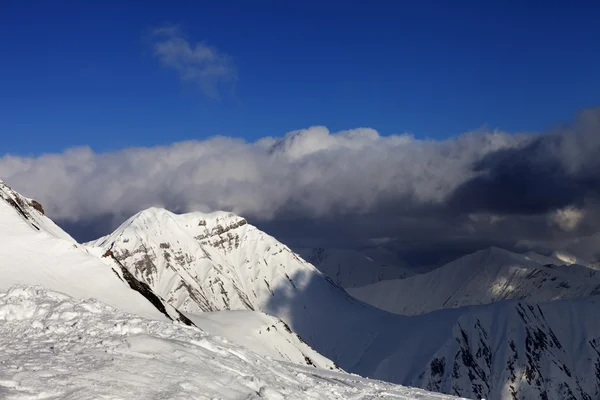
[87,207,334,314]
[5,178,598,399]
[86,207,381,368]
[0,180,187,323]
[390,296,600,400]
[0,285,460,400]
[0,181,334,369]
[297,247,412,288]
[347,247,600,316]
[87,206,600,399]
[1,180,464,399]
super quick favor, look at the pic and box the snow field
[0,285,461,400]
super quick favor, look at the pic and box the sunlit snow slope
[0,286,460,400]
[0,181,171,321]
[347,247,600,315]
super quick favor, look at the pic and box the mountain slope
[88,207,325,314]
[0,285,459,400]
[0,181,177,322]
[347,247,600,316]
[368,297,600,400]
[297,247,412,288]
[87,208,392,367]
[89,207,600,399]
[188,310,338,369]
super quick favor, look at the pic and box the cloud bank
[2,107,600,265]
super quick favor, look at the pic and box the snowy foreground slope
[88,207,600,399]
[297,247,412,288]
[0,286,460,400]
[347,247,600,315]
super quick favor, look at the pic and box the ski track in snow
[0,286,460,400]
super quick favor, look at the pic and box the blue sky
[2,1,600,155]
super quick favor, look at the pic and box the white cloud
[152,25,236,98]
[0,127,525,224]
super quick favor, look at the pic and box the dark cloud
[449,109,600,215]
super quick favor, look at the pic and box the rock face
[409,298,600,400]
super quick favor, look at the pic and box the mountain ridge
[347,246,600,316]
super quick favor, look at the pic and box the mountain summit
[88,206,332,314]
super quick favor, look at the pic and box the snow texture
[187,310,338,370]
[0,285,461,400]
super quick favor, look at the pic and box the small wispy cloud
[151,25,237,99]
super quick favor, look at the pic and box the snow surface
[0,183,168,321]
[0,285,462,400]
[347,247,600,315]
[187,310,338,370]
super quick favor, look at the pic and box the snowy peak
[0,182,176,321]
[348,246,600,315]
[0,180,73,241]
[95,207,249,253]
[88,206,327,315]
